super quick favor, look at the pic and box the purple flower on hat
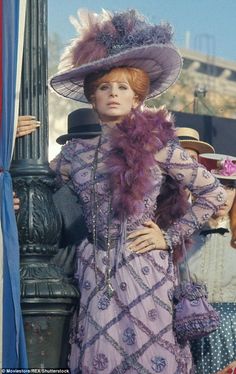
[219,159,236,177]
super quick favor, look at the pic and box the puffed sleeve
[155,139,227,246]
[49,139,77,187]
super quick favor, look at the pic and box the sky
[48,0,236,62]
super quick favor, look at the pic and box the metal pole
[11,0,79,368]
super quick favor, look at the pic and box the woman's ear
[90,95,96,109]
[132,96,140,109]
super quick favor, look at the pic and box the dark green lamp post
[10,0,79,368]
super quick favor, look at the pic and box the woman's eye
[119,85,128,90]
[99,85,109,90]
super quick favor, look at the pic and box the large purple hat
[49,9,183,103]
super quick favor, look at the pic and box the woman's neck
[100,121,118,127]
[99,114,126,127]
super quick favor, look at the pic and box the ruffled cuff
[164,224,182,248]
[161,229,173,253]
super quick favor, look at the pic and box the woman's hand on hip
[127,220,168,254]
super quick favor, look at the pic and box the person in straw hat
[176,127,215,161]
[174,132,236,373]
[182,153,236,374]
[176,127,215,202]
[49,8,226,373]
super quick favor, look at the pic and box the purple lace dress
[50,124,225,374]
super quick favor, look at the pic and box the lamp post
[10,0,79,368]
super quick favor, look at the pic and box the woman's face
[216,185,236,217]
[92,79,138,124]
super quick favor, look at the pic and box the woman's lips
[107,102,120,106]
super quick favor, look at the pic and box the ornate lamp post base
[23,299,78,368]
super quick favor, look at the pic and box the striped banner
[0,0,27,368]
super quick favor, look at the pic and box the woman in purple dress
[49,9,226,373]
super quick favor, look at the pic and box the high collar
[100,122,118,136]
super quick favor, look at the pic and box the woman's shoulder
[60,136,99,159]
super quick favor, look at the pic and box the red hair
[84,66,150,103]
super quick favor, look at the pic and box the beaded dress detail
[50,113,225,374]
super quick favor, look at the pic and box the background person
[175,128,236,373]
[176,126,215,161]
[176,126,215,201]
[54,108,101,248]
[183,153,236,374]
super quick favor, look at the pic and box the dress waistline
[87,232,119,251]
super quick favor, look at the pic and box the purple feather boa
[105,107,176,217]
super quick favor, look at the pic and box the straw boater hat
[49,9,183,103]
[56,108,101,145]
[176,127,215,154]
[199,153,236,183]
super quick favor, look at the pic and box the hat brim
[179,140,215,154]
[56,131,101,145]
[49,43,182,103]
[216,175,236,180]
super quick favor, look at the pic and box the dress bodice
[51,127,164,241]
[50,121,226,249]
